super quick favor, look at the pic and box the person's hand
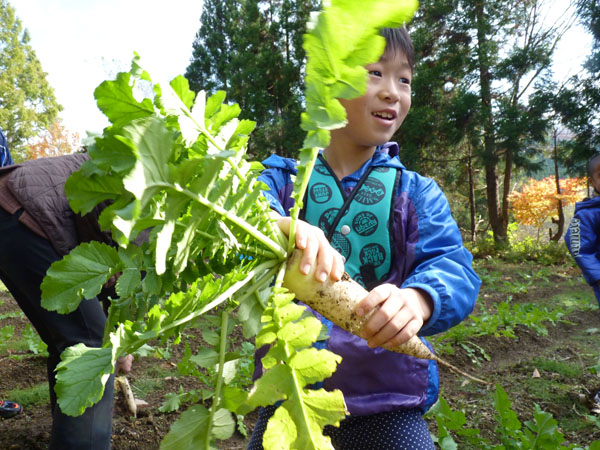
[277,216,345,282]
[355,285,433,349]
[116,354,134,375]
[104,272,121,289]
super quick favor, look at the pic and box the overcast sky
[7,0,594,141]
[9,0,205,138]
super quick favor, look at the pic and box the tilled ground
[1,262,599,448]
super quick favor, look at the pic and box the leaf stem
[287,148,319,254]
[206,308,230,449]
[154,182,286,260]
[162,261,278,334]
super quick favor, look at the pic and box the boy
[565,153,600,308]
[248,28,481,449]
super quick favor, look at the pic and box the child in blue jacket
[0,129,13,167]
[248,28,481,450]
[565,154,600,307]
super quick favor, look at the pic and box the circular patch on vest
[359,243,386,268]
[373,166,390,173]
[310,182,332,204]
[352,211,378,236]
[353,273,366,288]
[318,207,340,232]
[354,178,386,205]
[331,232,351,261]
[314,164,332,176]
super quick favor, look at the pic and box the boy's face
[591,160,600,193]
[335,50,412,151]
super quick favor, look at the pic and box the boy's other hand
[355,285,433,349]
[277,216,345,282]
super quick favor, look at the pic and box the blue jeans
[0,207,114,449]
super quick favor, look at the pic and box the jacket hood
[574,195,600,213]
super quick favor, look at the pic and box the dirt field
[1,260,599,449]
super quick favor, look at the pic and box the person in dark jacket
[0,129,13,167]
[0,129,21,419]
[0,152,123,448]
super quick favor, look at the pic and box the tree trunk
[550,129,564,241]
[468,144,476,242]
[476,1,507,244]
[501,147,512,232]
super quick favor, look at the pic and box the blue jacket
[0,130,13,167]
[565,196,600,306]
[258,142,481,415]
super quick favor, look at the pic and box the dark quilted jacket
[0,153,112,255]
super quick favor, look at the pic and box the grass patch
[131,377,165,398]
[0,281,7,292]
[531,357,584,378]
[144,365,177,379]
[6,383,49,408]
[548,289,597,311]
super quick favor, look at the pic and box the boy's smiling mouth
[372,110,397,120]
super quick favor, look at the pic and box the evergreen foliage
[549,0,600,176]
[185,0,319,161]
[0,0,61,160]
[399,0,569,242]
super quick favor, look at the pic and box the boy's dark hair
[588,153,600,177]
[381,27,415,72]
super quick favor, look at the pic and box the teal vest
[303,154,400,289]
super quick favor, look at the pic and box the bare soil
[1,262,599,448]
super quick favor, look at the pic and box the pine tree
[185,0,319,160]
[0,0,61,160]
[400,0,570,243]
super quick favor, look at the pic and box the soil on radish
[1,261,599,448]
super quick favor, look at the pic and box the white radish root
[282,249,489,385]
[115,375,137,417]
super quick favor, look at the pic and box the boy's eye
[400,77,411,85]
[369,70,382,77]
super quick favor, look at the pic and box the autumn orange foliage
[27,122,81,160]
[509,176,587,228]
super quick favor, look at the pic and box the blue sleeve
[257,155,297,216]
[565,207,600,285]
[401,177,481,336]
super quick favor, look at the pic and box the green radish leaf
[41,242,121,314]
[160,391,183,413]
[191,348,219,368]
[493,384,522,433]
[65,167,123,215]
[263,389,345,450]
[160,405,234,450]
[94,71,154,129]
[54,344,114,417]
[522,404,565,447]
[119,116,173,204]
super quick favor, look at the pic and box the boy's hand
[355,285,433,349]
[277,216,345,282]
